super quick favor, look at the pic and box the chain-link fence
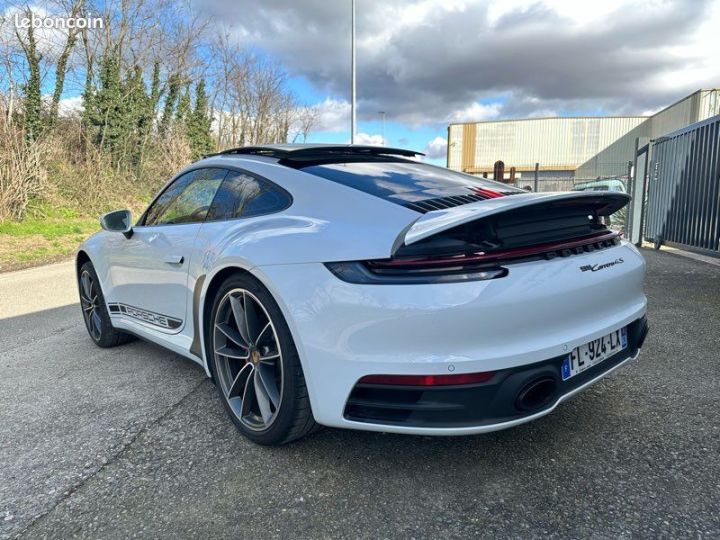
[508,176,630,194]
[505,175,631,231]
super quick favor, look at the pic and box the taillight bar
[358,371,496,386]
[372,231,621,269]
[324,261,507,284]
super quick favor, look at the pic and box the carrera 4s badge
[580,258,624,272]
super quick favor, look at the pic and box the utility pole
[379,111,386,146]
[350,0,356,144]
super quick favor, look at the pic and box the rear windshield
[298,160,522,205]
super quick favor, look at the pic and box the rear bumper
[255,242,647,434]
[343,348,643,436]
[344,316,648,431]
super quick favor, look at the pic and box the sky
[5,0,720,164]
[195,0,720,163]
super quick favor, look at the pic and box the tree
[208,43,297,147]
[148,61,162,115]
[122,65,150,164]
[90,50,125,157]
[49,0,84,127]
[79,22,96,141]
[187,80,213,158]
[134,60,162,170]
[15,11,43,141]
[0,10,23,126]
[175,84,191,124]
[293,105,320,143]
[159,73,180,135]
[138,62,161,143]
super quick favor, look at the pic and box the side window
[144,168,227,226]
[206,170,291,222]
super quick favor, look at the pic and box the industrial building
[447,89,720,182]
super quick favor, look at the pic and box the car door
[105,167,227,333]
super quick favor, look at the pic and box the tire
[208,273,317,445]
[78,261,134,348]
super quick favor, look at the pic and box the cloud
[423,136,447,159]
[354,132,384,145]
[314,98,351,132]
[1,6,84,61]
[446,102,502,123]
[58,96,83,116]
[198,0,719,123]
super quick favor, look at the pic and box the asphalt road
[1,249,719,539]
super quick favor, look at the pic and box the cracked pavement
[1,250,719,539]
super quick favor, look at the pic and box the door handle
[164,255,184,265]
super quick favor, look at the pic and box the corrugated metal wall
[576,89,720,178]
[645,114,720,254]
[447,90,720,184]
[447,117,645,173]
[576,123,650,178]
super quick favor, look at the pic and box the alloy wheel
[213,288,284,431]
[79,270,102,341]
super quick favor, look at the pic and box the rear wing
[398,191,630,247]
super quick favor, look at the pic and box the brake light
[474,187,505,199]
[370,231,621,269]
[358,371,496,386]
[324,260,507,284]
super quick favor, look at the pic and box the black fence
[510,176,630,194]
[645,115,720,255]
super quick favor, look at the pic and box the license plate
[561,327,628,381]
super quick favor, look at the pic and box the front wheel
[209,274,316,445]
[78,261,133,348]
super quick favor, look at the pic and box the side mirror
[100,209,133,238]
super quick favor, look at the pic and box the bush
[0,114,194,221]
[0,118,46,221]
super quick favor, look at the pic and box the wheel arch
[76,249,91,278]
[198,265,264,382]
[196,264,311,395]
[75,249,116,322]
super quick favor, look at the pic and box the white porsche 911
[77,144,648,445]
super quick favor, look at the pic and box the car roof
[203,144,424,163]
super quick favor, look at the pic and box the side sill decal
[107,302,182,330]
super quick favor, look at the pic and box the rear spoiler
[398,191,630,247]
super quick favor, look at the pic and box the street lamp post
[350,0,356,144]
[379,111,386,146]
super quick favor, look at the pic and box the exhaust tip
[515,376,557,412]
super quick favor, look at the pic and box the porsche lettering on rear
[580,258,625,272]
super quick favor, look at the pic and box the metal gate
[645,114,720,255]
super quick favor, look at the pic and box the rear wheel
[78,262,133,348]
[209,274,316,445]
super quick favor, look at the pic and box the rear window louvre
[297,160,523,210]
[404,190,491,213]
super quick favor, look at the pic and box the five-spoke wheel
[210,274,316,445]
[78,261,133,348]
[214,289,284,431]
[80,269,102,341]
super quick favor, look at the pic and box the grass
[0,217,98,239]
[0,206,100,272]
